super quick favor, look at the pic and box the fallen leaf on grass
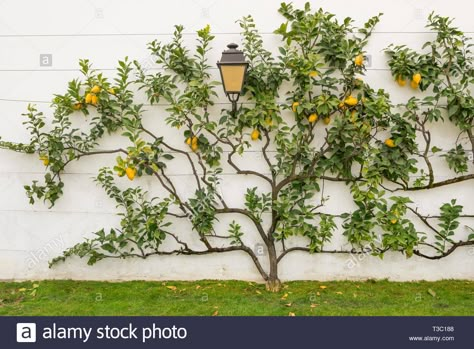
[319,286,327,290]
[288,312,296,316]
[335,291,343,295]
[195,285,201,290]
[18,288,26,292]
[212,310,219,316]
[256,290,262,295]
[310,303,319,308]
[281,293,289,300]
[284,303,292,307]
[428,289,436,298]
[166,286,177,291]
[316,292,320,296]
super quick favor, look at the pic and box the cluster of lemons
[397,73,422,89]
[72,85,116,111]
[185,136,199,152]
[290,94,359,127]
[246,54,366,142]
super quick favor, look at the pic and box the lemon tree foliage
[0,3,473,291]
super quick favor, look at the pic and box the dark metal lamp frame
[217,43,249,115]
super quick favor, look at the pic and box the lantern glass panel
[220,64,246,94]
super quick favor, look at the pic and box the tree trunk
[467,128,474,165]
[265,277,282,292]
[265,242,282,292]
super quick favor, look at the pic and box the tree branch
[215,207,269,244]
[414,240,474,260]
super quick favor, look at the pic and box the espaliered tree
[1,3,473,291]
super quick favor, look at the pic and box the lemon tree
[0,3,473,291]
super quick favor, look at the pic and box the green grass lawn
[0,279,472,316]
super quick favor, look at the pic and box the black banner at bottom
[2,316,472,348]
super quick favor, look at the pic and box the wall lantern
[217,43,249,114]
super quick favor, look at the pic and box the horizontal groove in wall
[0,68,396,73]
[0,98,452,106]
[2,170,467,178]
[0,208,336,216]
[0,209,118,215]
[0,31,470,38]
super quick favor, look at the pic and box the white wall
[0,0,473,282]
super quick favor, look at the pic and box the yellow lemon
[125,167,136,181]
[344,95,358,106]
[390,219,397,224]
[251,129,260,141]
[191,142,199,152]
[354,54,364,66]
[308,113,318,123]
[396,75,406,87]
[90,85,101,94]
[39,155,49,166]
[323,117,331,125]
[73,103,82,110]
[410,80,419,89]
[292,101,300,112]
[186,137,192,145]
[91,94,99,105]
[191,136,198,145]
[412,73,421,84]
[107,88,116,95]
[385,138,396,148]
[85,93,93,104]
[309,71,318,77]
